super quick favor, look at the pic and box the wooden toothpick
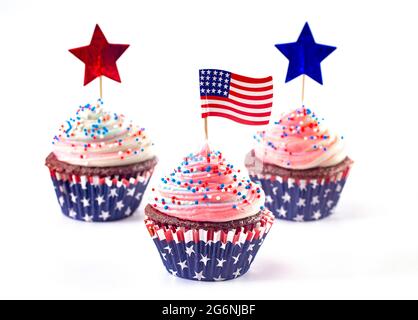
[204,117,209,141]
[301,74,306,106]
[99,76,103,100]
[203,94,209,141]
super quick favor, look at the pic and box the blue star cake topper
[275,22,336,85]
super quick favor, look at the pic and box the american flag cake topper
[199,69,273,126]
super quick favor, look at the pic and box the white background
[0,0,417,300]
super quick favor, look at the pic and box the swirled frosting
[150,144,266,222]
[52,100,154,167]
[254,107,347,170]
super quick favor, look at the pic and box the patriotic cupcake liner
[249,166,352,222]
[49,169,154,222]
[145,210,275,281]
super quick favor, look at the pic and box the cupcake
[246,106,353,222]
[45,100,157,222]
[145,145,274,281]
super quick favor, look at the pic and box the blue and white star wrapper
[249,167,352,222]
[50,169,153,222]
[145,211,274,281]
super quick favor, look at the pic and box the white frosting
[52,101,154,167]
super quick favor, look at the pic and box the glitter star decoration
[275,22,336,85]
[69,24,130,86]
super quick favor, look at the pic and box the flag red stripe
[201,112,270,126]
[201,104,271,117]
[229,90,273,100]
[231,73,273,84]
[230,82,273,92]
[201,96,272,109]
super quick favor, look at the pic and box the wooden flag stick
[99,76,103,100]
[301,74,306,106]
[203,94,209,141]
[204,117,209,141]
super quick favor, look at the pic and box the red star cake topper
[69,24,129,87]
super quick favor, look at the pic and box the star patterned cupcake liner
[249,165,352,222]
[145,210,275,281]
[49,169,154,222]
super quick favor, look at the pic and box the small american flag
[200,69,273,126]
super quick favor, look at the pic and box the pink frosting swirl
[150,145,266,222]
[254,107,347,170]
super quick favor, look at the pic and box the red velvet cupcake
[246,107,353,222]
[45,101,157,222]
[145,145,274,281]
